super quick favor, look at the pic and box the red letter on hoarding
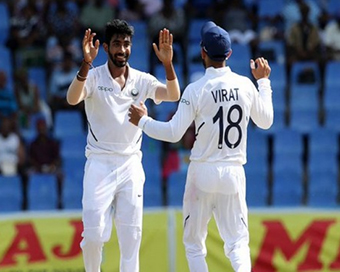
[0,223,46,266]
[330,238,340,269]
[52,220,83,258]
[253,220,335,272]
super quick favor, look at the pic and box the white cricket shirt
[139,66,273,165]
[84,62,164,156]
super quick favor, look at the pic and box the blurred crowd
[0,0,340,209]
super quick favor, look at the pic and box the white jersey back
[141,66,273,165]
[83,62,163,156]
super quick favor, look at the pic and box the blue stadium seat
[258,40,286,65]
[167,170,187,207]
[53,110,85,139]
[308,127,338,154]
[269,63,287,90]
[257,0,285,18]
[247,130,269,158]
[0,3,10,45]
[62,172,83,210]
[307,171,338,207]
[62,156,86,179]
[142,137,163,207]
[128,40,149,72]
[308,152,338,176]
[271,84,286,116]
[245,130,269,206]
[324,108,340,132]
[290,85,319,111]
[324,61,340,89]
[188,19,208,43]
[272,153,304,206]
[142,140,162,184]
[272,128,304,206]
[289,85,320,133]
[290,61,321,89]
[289,108,320,134]
[266,107,286,134]
[0,175,23,212]
[0,45,13,89]
[92,47,107,67]
[187,43,201,64]
[27,173,58,211]
[143,178,163,207]
[129,20,148,43]
[60,134,87,159]
[28,67,47,101]
[272,128,304,156]
[324,85,340,111]
[327,0,340,16]
[246,170,268,207]
[227,44,252,77]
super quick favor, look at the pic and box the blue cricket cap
[200,21,231,61]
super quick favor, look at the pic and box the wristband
[83,59,94,68]
[76,72,87,82]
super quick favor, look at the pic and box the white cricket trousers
[80,152,145,272]
[183,161,251,272]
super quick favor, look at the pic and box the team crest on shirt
[131,88,139,98]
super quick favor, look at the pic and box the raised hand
[153,28,173,66]
[82,28,100,64]
[250,57,271,80]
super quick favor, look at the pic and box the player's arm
[153,28,181,102]
[67,61,89,105]
[129,95,194,142]
[67,28,99,105]
[250,57,273,129]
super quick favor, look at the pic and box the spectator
[0,116,27,209]
[286,2,323,78]
[46,36,83,75]
[214,0,258,54]
[80,0,116,42]
[6,1,46,68]
[28,117,63,208]
[118,0,145,21]
[45,1,81,70]
[48,51,85,127]
[14,68,52,130]
[184,0,215,19]
[282,0,322,38]
[46,1,80,40]
[0,70,18,125]
[323,11,340,61]
[148,0,188,84]
[140,0,163,17]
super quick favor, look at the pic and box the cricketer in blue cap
[200,21,232,62]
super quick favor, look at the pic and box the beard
[108,51,130,68]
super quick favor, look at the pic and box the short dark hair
[104,19,134,45]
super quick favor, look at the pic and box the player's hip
[187,161,245,194]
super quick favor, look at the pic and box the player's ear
[226,50,232,60]
[103,43,108,53]
[200,48,206,59]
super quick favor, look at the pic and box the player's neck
[108,62,128,79]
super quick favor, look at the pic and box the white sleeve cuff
[138,115,152,130]
[257,78,271,92]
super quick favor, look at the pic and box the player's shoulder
[88,63,107,79]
